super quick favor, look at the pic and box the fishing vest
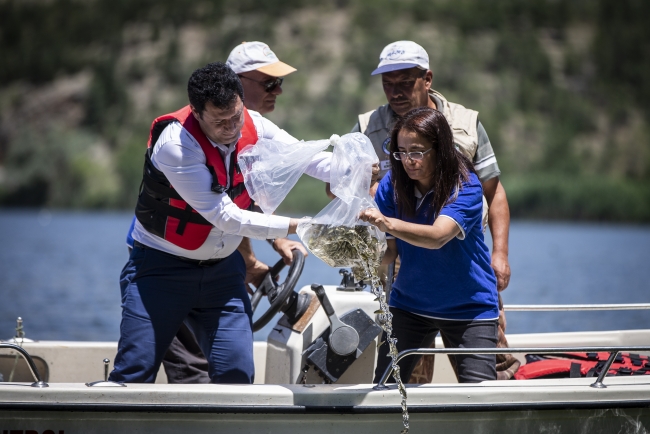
[359,90,487,229]
[514,352,650,380]
[358,89,479,178]
[135,105,256,251]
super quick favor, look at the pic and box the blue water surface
[0,210,648,341]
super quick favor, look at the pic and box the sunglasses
[239,75,284,93]
[392,148,433,161]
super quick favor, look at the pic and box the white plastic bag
[297,133,386,268]
[238,138,330,215]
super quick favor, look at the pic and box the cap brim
[256,61,297,77]
[371,63,422,76]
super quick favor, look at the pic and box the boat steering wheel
[250,249,305,332]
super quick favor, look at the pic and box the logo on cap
[385,47,405,61]
[262,46,276,59]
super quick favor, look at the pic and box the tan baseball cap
[226,41,296,77]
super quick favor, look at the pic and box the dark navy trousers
[374,307,498,384]
[109,244,254,384]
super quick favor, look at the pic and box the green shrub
[504,174,650,222]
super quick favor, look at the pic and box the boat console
[265,283,382,385]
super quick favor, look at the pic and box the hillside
[1,0,649,220]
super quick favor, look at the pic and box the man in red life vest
[110,62,331,383]
[160,42,310,383]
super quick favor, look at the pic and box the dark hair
[187,62,244,115]
[389,107,474,220]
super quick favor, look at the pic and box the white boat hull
[2,379,650,433]
[2,286,650,433]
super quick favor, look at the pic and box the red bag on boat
[514,352,650,380]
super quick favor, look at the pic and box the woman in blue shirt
[360,107,499,383]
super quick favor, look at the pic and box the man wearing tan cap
[160,42,310,384]
[227,41,296,115]
[225,41,305,277]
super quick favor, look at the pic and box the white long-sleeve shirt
[132,110,331,260]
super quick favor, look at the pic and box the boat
[1,263,650,433]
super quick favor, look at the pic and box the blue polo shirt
[376,171,498,321]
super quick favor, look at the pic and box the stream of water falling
[359,255,410,433]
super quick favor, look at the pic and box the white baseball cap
[371,41,430,75]
[226,41,297,77]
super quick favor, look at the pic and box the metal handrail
[0,343,49,388]
[374,346,650,390]
[504,303,650,311]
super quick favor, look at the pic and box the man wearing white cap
[225,41,306,275]
[352,40,517,381]
[227,41,296,115]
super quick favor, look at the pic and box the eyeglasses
[239,75,284,93]
[392,148,433,161]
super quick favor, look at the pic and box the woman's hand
[360,208,460,250]
[359,208,391,233]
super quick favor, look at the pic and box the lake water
[0,210,649,342]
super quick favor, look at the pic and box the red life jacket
[134,105,257,250]
[514,352,650,380]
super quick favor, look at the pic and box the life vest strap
[228,183,246,201]
[206,163,247,201]
[207,165,226,194]
[138,193,211,227]
[176,203,193,235]
[142,172,184,200]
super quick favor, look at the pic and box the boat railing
[374,345,650,390]
[0,343,48,388]
[504,303,650,311]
